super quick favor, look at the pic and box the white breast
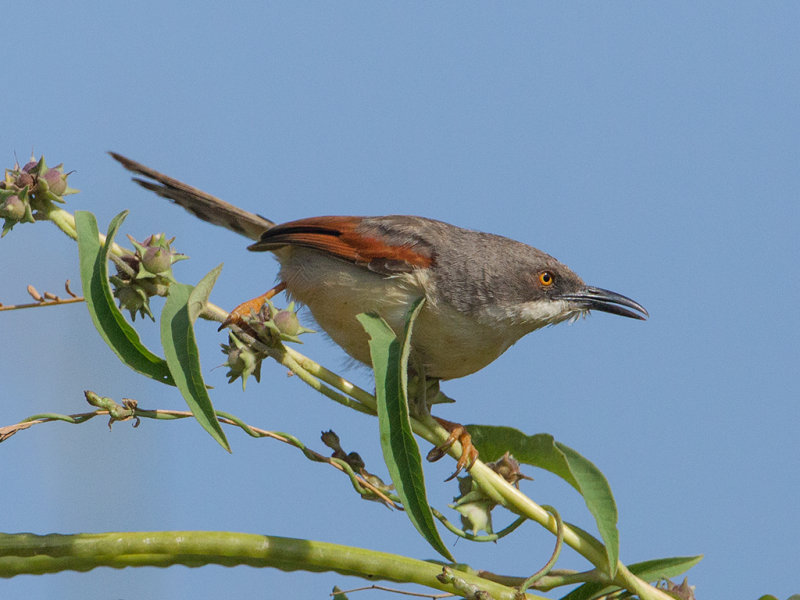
[273,247,537,379]
[274,247,426,366]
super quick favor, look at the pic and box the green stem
[0,532,548,600]
[43,205,127,256]
[284,346,377,410]
[519,505,564,591]
[277,347,376,416]
[480,568,600,592]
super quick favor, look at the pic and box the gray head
[418,220,648,329]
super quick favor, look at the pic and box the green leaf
[357,300,454,562]
[160,266,230,452]
[75,211,174,385]
[560,554,703,600]
[467,425,618,575]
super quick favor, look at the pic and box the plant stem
[0,532,548,600]
[43,205,127,256]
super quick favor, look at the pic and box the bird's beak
[556,286,649,320]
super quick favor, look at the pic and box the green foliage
[467,426,619,575]
[562,555,703,600]
[357,300,455,562]
[160,267,230,451]
[75,211,174,384]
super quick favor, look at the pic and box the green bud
[137,277,171,297]
[40,168,68,196]
[221,334,263,390]
[0,195,25,220]
[141,246,172,274]
[454,500,494,535]
[272,309,302,336]
[129,233,187,276]
[114,283,154,321]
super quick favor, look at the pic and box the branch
[0,532,548,600]
[0,393,397,509]
[0,280,83,312]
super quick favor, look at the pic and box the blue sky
[2,3,798,599]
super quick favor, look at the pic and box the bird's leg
[406,359,433,418]
[218,281,287,331]
[408,371,479,481]
[426,416,480,481]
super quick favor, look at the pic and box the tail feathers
[109,152,274,241]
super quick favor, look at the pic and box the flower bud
[320,430,342,449]
[487,452,531,487]
[272,309,302,336]
[129,233,186,276]
[0,195,26,220]
[114,283,154,321]
[15,172,34,189]
[141,246,172,274]
[41,168,68,196]
[137,278,170,297]
[220,334,263,390]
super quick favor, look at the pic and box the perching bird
[111,152,647,472]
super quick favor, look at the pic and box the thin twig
[430,507,527,543]
[518,505,564,592]
[0,297,85,311]
[0,280,85,311]
[0,396,399,509]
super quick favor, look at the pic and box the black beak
[556,286,649,321]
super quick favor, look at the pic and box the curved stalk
[0,532,548,600]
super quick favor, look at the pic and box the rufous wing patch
[249,216,432,271]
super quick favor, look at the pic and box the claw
[427,417,479,480]
[218,281,286,331]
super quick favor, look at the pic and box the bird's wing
[109,152,274,241]
[249,216,433,273]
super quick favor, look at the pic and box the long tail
[109,152,274,241]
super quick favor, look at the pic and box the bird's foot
[426,416,479,481]
[218,281,287,331]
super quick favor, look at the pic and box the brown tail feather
[109,152,274,241]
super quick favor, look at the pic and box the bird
[110,152,648,472]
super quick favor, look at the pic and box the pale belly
[273,248,526,379]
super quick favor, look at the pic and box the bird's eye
[538,271,555,286]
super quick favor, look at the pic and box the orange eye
[538,271,554,286]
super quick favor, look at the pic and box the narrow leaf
[467,425,618,575]
[560,554,703,600]
[357,300,454,562]
[160,267,229,451]
[75,211,173,385]
[555,442,618,575]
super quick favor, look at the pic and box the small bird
[111,153,648,471]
